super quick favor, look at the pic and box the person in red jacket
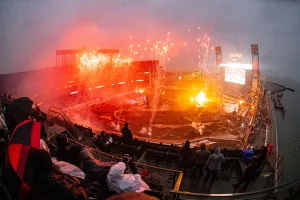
[267,144,273,156]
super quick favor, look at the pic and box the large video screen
[225,67,246,85]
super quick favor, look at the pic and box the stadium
[47,46,260,149]
[0,44,291,199]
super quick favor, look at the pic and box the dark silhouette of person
[233,160,258,189]
[253,145,268,172]
[194,143,210,177]
[27,148,88,200]
[122,122,132,144]
[55,134,71,163]
[178,140,193,171]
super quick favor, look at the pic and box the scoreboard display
[225,67,246,85]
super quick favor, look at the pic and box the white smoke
[139,127,148,135]
[139,126,152,137]
[191,121,205,135]
[111,122,120,131]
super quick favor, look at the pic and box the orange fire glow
[190,91,206,107]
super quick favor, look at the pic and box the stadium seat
[146,149,157,163]
[121,144,141,159]
[156,151,168,164]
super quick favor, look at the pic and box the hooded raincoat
[206,148,225,171]
[107,162,150,193]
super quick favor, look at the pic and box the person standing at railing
[122,122,133,145]
[178,140,194,171]
[253,145,268,172]
[204,147,225,183]
[194,143,210,177]
[240,145,255,165]
[233,160,258,190]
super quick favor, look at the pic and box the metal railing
[46,130,181,192]
[170,175,300,200]
[46,106,98,149]
[266,93,283,187]
[169,90,290,200]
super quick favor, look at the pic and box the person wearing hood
[107,158,150,193]
[204,147,225,182]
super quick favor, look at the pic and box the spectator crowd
[0,93,273,200]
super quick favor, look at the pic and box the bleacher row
[45,125,180,191]
[48,106,257,173]
[48,120,245,174]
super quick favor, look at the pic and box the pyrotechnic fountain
[184,27,214,79]
[148,34,173,136]
[149,66,165,128]
[126,34,173,137]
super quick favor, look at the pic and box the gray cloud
[0,0,299,79]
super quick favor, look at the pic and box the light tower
[251,44,260,92]
[215,46,222,79]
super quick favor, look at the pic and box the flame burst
[190,91,206,107]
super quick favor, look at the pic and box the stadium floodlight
[220,63,252,70]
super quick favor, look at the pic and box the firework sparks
[79,52,132,72]
[184,27,214,76]
[128,33,173,69]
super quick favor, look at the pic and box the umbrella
[106,192,159,200]
[6,120,41,197]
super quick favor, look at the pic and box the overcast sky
[0,0,299,79]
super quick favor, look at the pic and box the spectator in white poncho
[107,160,150,193]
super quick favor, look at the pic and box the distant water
[267,77,300,183]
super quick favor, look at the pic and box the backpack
[47,171,89,200]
